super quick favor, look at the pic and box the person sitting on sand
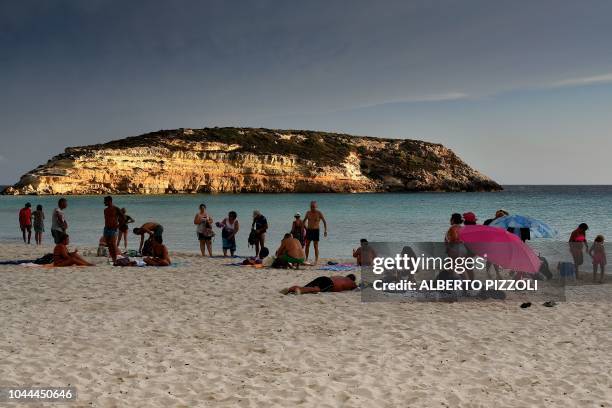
[275,233,305,268]
[144,235,171,266]
[97,235,109,257]
[133,222,163,254]
[353,238,377,266]
[280,274,357,295]
[53,233,94,267]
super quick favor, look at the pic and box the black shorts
[306,229,320,242]
[198,233,212,241]
[51,229,64,244]
[305,276,334,292]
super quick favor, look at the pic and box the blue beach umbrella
[489,215,558,238]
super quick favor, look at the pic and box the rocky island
[2,127,501,195]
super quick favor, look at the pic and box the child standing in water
[32,205,45,245]
[589,235,606,283]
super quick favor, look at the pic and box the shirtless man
[280,274,357,295]
[53,233,94,267]
[352,238,377,266]
[275,233,306,268]
[103,196,124,262]
[303,201,327,264]
[144,235,171,266]
[133,222,163,254]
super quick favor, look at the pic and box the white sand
[1,242,611,407]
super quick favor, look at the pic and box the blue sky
[1,0,612,184]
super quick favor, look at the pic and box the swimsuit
[305,276,334,292]
[103,227,118,238]
[221,219,237,251]
[306,228,320,242]
[33,212,44,232]
[281,254,305,264]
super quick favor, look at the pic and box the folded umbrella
[489,215,557,238]
[458,225,541,273]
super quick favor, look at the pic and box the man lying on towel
[53,233,94,267]
[280,274,357,295]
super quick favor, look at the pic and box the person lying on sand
[53,233,94,267]
[275,233,305,268]
[280,274,357,295]
[143,235,171,266]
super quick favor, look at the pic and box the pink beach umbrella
[458,225,541,273]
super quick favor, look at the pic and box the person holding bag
[194,203,215,257]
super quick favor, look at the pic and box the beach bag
[248,229,258,246]
[197,217,215,238]
[113,257,132,267]
[538,256,552,279]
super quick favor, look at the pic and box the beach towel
[226,262,265,268]
[317,263,357,272]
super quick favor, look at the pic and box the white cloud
[549,72,612,88]
[354,92,470,110]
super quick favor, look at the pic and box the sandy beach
[1,242,611,407]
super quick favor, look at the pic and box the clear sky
[1,0,612,185]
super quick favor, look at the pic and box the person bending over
[144,235,171,266]
[276,233,305,268]
[133,222,163,254]
[53,233,94,267]
[281,274,357,295]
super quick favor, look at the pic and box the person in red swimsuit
[569,223,589,279]
[18,203,32,244]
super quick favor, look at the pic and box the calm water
[1,186,610,258]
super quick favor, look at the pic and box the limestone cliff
[2,128,501,194]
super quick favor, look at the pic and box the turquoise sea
[1,186,610,258]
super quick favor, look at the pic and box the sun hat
[294,213,301,217]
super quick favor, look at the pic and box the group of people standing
[18,200,69,246]
[193,200,328,265]
[19,198,330,266]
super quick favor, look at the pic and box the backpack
[248,229,258,246]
